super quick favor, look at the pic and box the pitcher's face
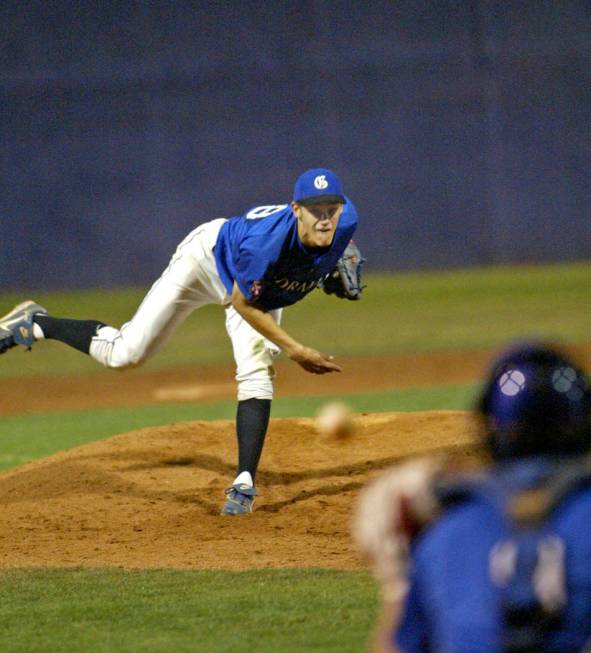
[292,201,343,248]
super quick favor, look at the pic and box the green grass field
[2,262,590,379]
[1,263,590,652]
[0,568,378,653]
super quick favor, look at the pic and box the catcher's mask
[477,343,591,461]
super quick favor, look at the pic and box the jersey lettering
[246,205,288,220]
[275,277,321,293]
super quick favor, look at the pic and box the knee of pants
[89,326,149,370]
[236,366,275,401]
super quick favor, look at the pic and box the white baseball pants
[89,218,282,401]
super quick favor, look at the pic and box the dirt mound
[0,411,480,570]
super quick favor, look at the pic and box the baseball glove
[320,240,366,300]
[352,455,445,601]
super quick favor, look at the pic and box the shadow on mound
[0,411,479,570]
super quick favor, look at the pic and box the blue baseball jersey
[214,199,358,311]
[394,460,591,653]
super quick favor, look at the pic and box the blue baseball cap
[293,168,345,206]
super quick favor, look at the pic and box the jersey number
[246,205,287,220]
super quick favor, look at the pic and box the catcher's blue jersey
[214,200,358,310]
[394,460,591,653]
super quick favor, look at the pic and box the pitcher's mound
[0,411,479,570]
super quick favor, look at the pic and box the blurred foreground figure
[354,343,591,653]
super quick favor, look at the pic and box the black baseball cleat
[0,300,47,354]
[220,483,257,515]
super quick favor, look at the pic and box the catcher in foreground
[353,343,591,653]
[0,167,365,515]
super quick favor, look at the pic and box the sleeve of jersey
[392,568,430,653]
[233,233,282,301]
[337,198,359,245]
[396,507,503,653]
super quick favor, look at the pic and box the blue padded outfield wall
[2,1,590,289]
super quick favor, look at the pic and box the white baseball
[315,401,354,440]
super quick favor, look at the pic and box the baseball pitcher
[0,168,365,515]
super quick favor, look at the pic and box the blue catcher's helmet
[478,343,591,460]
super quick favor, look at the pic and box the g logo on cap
[314,175,328,190]
[293,168,345,205]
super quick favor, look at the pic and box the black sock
[236,398,271,483]
[34,315,106,354]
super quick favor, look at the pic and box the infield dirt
[0,348,513,416]
[1,345,589,571]
[0,411,479,570]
